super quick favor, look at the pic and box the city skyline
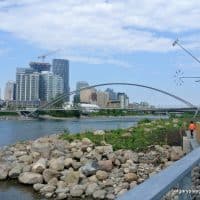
[1,1,200,106]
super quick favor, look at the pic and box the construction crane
[38,49,60,62]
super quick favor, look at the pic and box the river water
[0,115,165,200]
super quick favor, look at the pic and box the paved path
[186,130,200,149]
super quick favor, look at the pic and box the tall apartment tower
[29,62,51,72]
[52,59,69,101]
[4,81,16,101]
[16,68,40,101]
[40,72,64,102]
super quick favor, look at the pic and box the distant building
[107,100,121,108]
[74,81,90,104]
[97,91,109,108]
[52,59,69,101]
[4,81,16,101]
[80,88,96,104]
[39,71,64,102]
[16,68,40,101]
[29,62,51,72]
[105,88,117,100]
[117,93,129,109]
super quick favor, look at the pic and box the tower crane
[38,49,60,62]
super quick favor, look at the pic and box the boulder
[40,185,56,193]
[72,150,83,160]
[18,172,43,184]
[9,164,23,178]
[63,170,80,186]
[64,158,72,169]
[57,193,67,200]
[85,182,98,196]
[43,169,60,183]
[18,155,33,164]
[49,158,65,171]
[96,170,108,181]
[124,173,138,182]
[81,161,99,176]
[33,183,45,191]
[170,146,184,161]
[93,189,106,199]
[70,185,84,197]
[95,145,113,155]
[32,158,47,173]
[31,140,52,157]
[98,160,113,172]
[0,164,9,180]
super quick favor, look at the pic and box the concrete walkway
[186,130,200,150]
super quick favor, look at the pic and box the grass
[60,118,184,151]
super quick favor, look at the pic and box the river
[0,115,166,200]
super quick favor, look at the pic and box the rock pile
[0,134,184,199]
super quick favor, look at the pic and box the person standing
[189,121,196,138]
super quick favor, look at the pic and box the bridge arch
[36,82,196,113]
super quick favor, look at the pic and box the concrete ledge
[117,147,200,200]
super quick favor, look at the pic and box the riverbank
[0,118,185,199]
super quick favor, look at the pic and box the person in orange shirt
[189,121,196,138]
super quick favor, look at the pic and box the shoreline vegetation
[0,118,187,199]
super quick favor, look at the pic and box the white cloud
[0,0,200,65]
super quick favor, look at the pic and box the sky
[0,0,200,106]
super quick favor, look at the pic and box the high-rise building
[40,72,64,102]
[117,93,129,109]
[97,91,109,108]
[52,59,69,101]
[105,88,117,100]
[16,68,40,101]
[29,62,51,72]
[4,81,16,101]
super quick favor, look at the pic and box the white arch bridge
[27,82,198,117]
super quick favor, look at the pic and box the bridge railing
[117,146,200,200]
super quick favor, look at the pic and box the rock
[48,177,58,186]
[95,145,113,154]
[33,183,45,191]
[96,170,108,181]
[64,158,73,168]
[55,188,69,194]
[0,164,9,180]
[118,189,128,196]
[170,146,184,161]
[82,138,93,145]
[106,193,115,200]
[94,130,105,136]
[18,172,43,184]
[23,165,32,173]
[85,182,98,196]
[14,151,27,157]
[124,151,138,163]
[40,185,56,193]
[72,161,82,170]
[31,140,52,157]
[93,189,106,199]
[124,173,138,182]
[63,170,80,186]
[130,181,137,189]
[121,133,132,138]
[98,160,113,172]
[81,161,99,176]
[43,169,60,183]
[45,193,53,198]
[51,150,65,158]
[72,150,83,160]
[18,155,33,164]
[56,181,67,189]
[9,164,23,178]
[49,158,65,171]
[70,185,84,197]
[57,193,67,200]
[32,158,47,173]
